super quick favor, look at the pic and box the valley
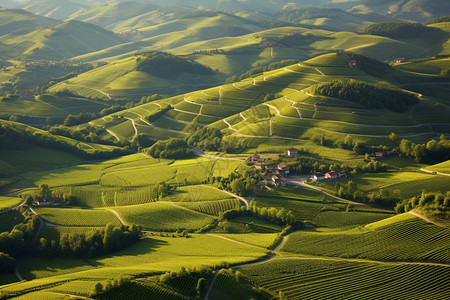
[0,1,449,299]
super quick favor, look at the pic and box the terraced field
[85,53,450,150]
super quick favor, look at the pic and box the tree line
[135,52,213,79]
[311,79,418,112]
[398,135,450,163]
[359,22,440,39]
[395,191,450,218]
[0,121,131,159]
[335,181,400,208]
[38,223,141,258]
[220,205,299,228]
[0,215,40,262]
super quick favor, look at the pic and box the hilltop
[0,3,449,299]
[0,19,123,60]
[0,8,58,36]
[16,0,87,20]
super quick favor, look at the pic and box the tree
[389,132,400,144]
[196,277,206,299]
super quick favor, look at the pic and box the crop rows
[98,282,187,300]
[241,258,450,299]
[282,216,450,263]
[113,202,216,231]
[34,207,121,227]
[176,199,240,215]
[312,211,394,228]
[165,276,198,296]
[54,185,163,208]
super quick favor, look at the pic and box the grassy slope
[0,20,123,60]
[426,160,450,174]
[281,212,450,263]
[0,8,58,36]
[17,0,86,20]
[74,52,449,152]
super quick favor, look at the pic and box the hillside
[46,54,223,99]
[0,3,450,299]
[76,52,450,151]
[273,7,396,31]
[0,19,123,60]
[16,0,87,20]
[68,1,159,30]
[0,8,58,36]
[361,0,450,22]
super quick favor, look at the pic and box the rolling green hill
[17,0,87,20]
[360,0,450,22]
[78,52,450,149]
[47,54,223,99]
[68,1,158,30]
[273,7,396,31]
[0,19,123,60]
[0,4,449,299]
[0,8,58,36]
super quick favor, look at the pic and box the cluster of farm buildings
[248,148,347,187]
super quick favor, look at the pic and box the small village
[248,147,348,187]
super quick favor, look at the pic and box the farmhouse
[277,163,290,176]
[271,174,287,187]
[265,164,278,172]
[348,60,358,68]
[287,148,299,157]
[20,93,34,100]
[249,154,260,162]
[36,199,63,206]
[375,151,384,158]
[395,58,407,63]
[325,171,339,179]
[311,173,326,181]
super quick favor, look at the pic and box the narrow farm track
[125,117,138,141]
[284,96,302,118]
[184,96,204,115]
[223,119,238,132]
[408,211,448,228]
[201,185,249,207]
[207,234,259,248]
[15,263,23,281]
[205,232,294,299]
[193,148,244,161]
[107,208,128,226]
[287,177,364,206]
[106,129,121,141]
[58,83,111,99]
[420,167,450,177]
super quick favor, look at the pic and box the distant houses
[311,170,346,182]
[271,174,287,187]
[395,58,407,63]
[348,60,358,68]
[287,147,298,158]
[35,199,63,206]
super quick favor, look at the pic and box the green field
[426,160,450,174]
[1,5,450,299]
[34,207,121,227]
[240,258,450,299]
[113,202,217,231]
[0,196,22,211]
[281,213,450,263]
